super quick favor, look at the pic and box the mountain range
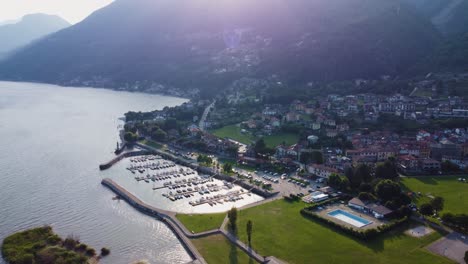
[0,14,70,59]
[0,0,467,96]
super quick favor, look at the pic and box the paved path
[199,101,215,131]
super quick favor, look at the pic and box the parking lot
[234,168,326,197]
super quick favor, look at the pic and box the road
[199,100,215,131]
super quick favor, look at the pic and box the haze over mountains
[0,14,70,59]
[405,0,468,36]
[0,0,467,95]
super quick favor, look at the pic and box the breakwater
[99,150,150,170]
[101,178,210,263]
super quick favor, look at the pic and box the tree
[227,207,238,232]
[358,192,376,201]
[223,163,233,173]
[441,160,460,173]
[464,250,468,264]
[375,160,398,180]
[420,203,434,216]
[246,220,253,246]
[375,179,401,202]
[354,164,373,183]
[123,132,138,143]
[254,139,267,154]
[254,139,275,156]
[347,166,363,189]
[359,182,373,193]
[152,128,167,141]
[328,174,341,187]
[300,151,323,164]
[430,196,444,212]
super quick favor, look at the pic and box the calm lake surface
[0,81,192,264]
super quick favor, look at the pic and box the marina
[101,153,264,214]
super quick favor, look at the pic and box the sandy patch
[405,225,434,238]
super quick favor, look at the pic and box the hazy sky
[0,0,114,24]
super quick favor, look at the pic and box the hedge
[300,208,408,240]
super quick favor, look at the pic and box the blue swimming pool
[328,209,372,228]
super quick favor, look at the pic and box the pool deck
[315,203,387,230]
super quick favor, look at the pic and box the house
[312,122,321,130]
[326,129,338,138]
[310,191,329,203]
[398,155,419,173]
[430,139,462,160]
[348,198,393,219]
[307,164,339,178]
[285,112,301,122]
[419,159,441,171]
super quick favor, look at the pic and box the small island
[2,226,108,264]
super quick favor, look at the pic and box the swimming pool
[327,209,372,228]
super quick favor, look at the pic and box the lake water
[0,81,192,264]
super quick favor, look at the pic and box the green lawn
[176,213,226,233]
[211,125,254,145]
[401,176,468,214]
[262,133,300,148]
[192,234,255,264]
[139,139,164,149]
[234,199,452,264]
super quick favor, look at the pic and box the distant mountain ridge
[0,0,446,95]
[404,0,468,36]
[0,14,70,59]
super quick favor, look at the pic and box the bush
[46,235,62,245]
[63,235,80,250]
[17,253,34,264]
[75,243,88,252]
[101,247,111,256]
[85,248,96,257]
[419,203,434,216]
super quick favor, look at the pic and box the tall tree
[246,220,253,246]
[227,207,238,232]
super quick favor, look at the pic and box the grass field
[401,176,468,214]
[176,213,226,233]
[139,139,164,149]
[211,125,254,145]
[234,199,452,264]
[262,133,300,148]
[191,235,255,264]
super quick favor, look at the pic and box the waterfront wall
[99,150,150,170]
[101,178,209,263]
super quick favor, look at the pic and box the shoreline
[0,80,192,100]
